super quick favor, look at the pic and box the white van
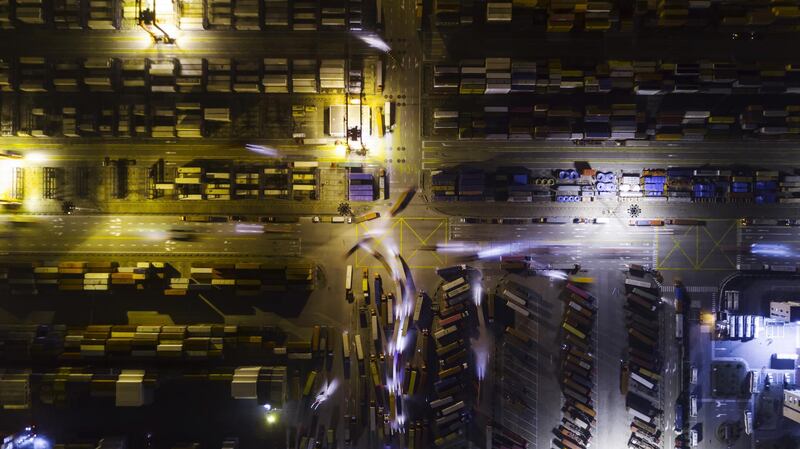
[689,395,698,417]
[690,366,698,385]
[690,429,699,446]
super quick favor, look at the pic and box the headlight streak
[346,232,417,434]
[245,144,281,158]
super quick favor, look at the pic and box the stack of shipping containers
[459,60,486,94]
[175,166,204,200]
[234,170,260,199]
[431,170,457,201]
[292,59,319,93]
[485,58,511,94]
[263,58,290,93]
[780,173,800,203]
[641,169,666,199]
[291,161,318,199]
[621,267,664,448]
[263,166,289,198]
[233,0,260,29]
[754,170,779,204]
[457,169,485,201]
[207,58,233,92]
[556,281,597,449]
[348,171,375,201]
[432,267,473,448]
[205,170,231,200]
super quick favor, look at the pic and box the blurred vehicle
[355,212,380,223]
[389,187,416,216]
[260,216,300,224]
[181,215,227,223]
[169,228,196,242]
[8,216,36,227]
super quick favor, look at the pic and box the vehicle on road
[629,219,665,226]
[181,215,228,222]
[355,212,381,223]
[168,228,196,241]
[345,265,354,302]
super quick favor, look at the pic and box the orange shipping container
[165,289,187,296]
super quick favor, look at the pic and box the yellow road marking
[696,221,737,269]
[659,226,696,269]
[354,217,447,269]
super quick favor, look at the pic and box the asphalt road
[449,220,659,269]
[382,0,423,191]
[421,139,800,170]
[0,215,302,257]
[738,223,800,268]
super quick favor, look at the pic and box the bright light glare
[33,437,52,449]
[473,284,482,306]
[311,379,339,410]
[364,228,387,237]
[246,144,281,158]
[541,270,568,280]
[0,158,17,201]
[477,244,515,260]
[354,33,391,52]
[143,230,169,241]
[262,403,272,411]
[24,152,47,163]
[132,29,155,49]
[472,327,492,381]
[235,223,264,233]
[265,412,278,424]
[750,243,789,257]
[334,143,348,159]
[436,242,481,254]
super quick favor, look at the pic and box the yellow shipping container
[165,289,187,296]
[709,116,735,124]
[655,133,682,141]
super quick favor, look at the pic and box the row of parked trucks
[345,266,437,447]
[432,104,800,141]
[621,268,666,449]
[431,0,800,32]
[432,268,476,448]
[433,167,800,204]
[552,281,597,449]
